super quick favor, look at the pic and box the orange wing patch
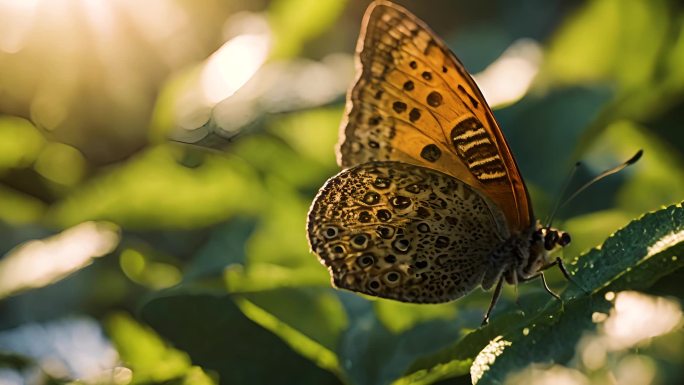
[337,0,532,232]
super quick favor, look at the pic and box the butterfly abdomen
[481,232,532,290]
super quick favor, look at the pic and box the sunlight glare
[0,222,120,297]
[474,38,543,108]
[471,336,512,384]
[0,318,120,382]
[201,32,271,104]
[579,291,682,370]
[119,0,188,44]
[604,291,682,349]
[205,53,353,137]
[614,355,656,385]
[646,230,684,258]
[505,365,589,385]
[80,0,116,38]
[0,0,39,53]
[579,337,607,370]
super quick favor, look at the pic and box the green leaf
[335,294,467,385]
[396,202,684,385]
[567,202,684,295]
[105,312,196,384]
[141,292,343,385]
[269,0,348,58]
[0,221,120,299]
[374,301,458,335]
[562,210,634,260]
[0,116,45,171]
[541,0,670,90]
[183,218,257,281]
[269,107,342,168]
[46,145,262,229]
[224,177,330,292]
[585,120,684,216]
[496,87,613,205]
[234,287,348,376]
[0,186,46,225]
[470,296,606,385]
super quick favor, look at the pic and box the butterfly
[306,0,572,325]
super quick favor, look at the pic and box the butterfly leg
[539,272,561,300]
[519,272,561,300]
[513,284,530,318]
[481,276,505,326]
[542,257,588,294]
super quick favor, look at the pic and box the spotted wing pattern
[337,1,532,231]
[307,161,509,303]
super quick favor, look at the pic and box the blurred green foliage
[1,0,684,384]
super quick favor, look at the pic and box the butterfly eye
[559,232,571,246]
[544,231,559,250]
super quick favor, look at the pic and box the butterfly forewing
[337,1,532,232]
[307,161,509,303]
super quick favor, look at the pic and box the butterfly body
[307,1,571,320]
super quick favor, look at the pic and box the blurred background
[1,0,683,384]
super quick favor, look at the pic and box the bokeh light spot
[201,33,271,104]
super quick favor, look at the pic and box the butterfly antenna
[559,149,643,211]
[544,161,581,228]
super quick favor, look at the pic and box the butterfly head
[520,225,571,277]
[534,226,571,251]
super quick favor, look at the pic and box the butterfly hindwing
[337,0,532,232]
[307,161,508,303]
